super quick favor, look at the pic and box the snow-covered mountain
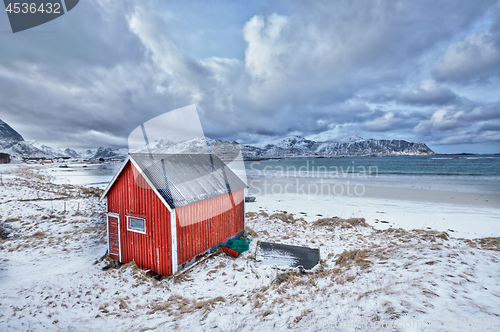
[132,137,242,161]
[0,119,23,143]
[28,142,85,159]
[0,117,435,161]
[0,119,51,159]
[133,135,434,160]
[241,135,435,160]
[85,149,95,159]
[90,147,128,161]
[24,142,125,161]
[30,144,66,158]
[64,148,81,159]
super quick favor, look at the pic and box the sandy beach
[245,192,500,239]
[243,161,500,239]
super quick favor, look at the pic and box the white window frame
[126,215,146,234]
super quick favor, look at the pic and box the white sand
[246,192,500,240]
[245,170,500,240]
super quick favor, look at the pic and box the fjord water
[40,163,122,188]
[245,154,500,195]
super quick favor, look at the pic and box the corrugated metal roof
[129,153,247,209]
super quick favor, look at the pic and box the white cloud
[363,112,403,132]
[128,7,198,86]
[414,107,465,134]
[243,14,290,81]
[413,100,500,145]
[432,32,500,82]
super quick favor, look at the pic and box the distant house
[101,153,247,276]
[0,153,10,164]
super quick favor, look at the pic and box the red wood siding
[176,189,245,265]
[107,162,172,276]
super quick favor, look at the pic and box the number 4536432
[5,2,61,14]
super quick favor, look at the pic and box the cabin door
[107,213,121,261]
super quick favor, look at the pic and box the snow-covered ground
[0,164,499,331]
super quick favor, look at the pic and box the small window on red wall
[127,215,146,234]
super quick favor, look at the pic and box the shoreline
[248,178,500,209]
[241,153,500,161]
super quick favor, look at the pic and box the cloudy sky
[1,0,499,153]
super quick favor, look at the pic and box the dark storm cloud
[0,0,157,147]
[413,99,500,145]
[399,81,457,105]
[479,120,500,132]
[432,4,500,83]
[0,0,499,152]
[0,1,143,67]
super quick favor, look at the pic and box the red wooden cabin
[101,153,247,276]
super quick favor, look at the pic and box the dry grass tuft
[333,273,357,285]
[190,296,225,311]
[146,294,192,314]
[313,217,369,230]
[244,226,258,238]
[102,253,124,271]
[206,262,226,277]
[30,231,47,239]
[147,302,172,315]
[358,287,384,300]
[471,237,500,251]
[246,211,270,219]
[245,212,258,219]
[274,271,299,285]
[379,228,450,243]
[291,309,313,326]
[172,273,193,284]
[334,249,372,269]
[122,260,139,270]
[148,296,226,316]
[13,168,51,182]
[273,269,336,288]
[269,213,298,224]
[118,299,129,310]
[379,228,408,236]
[410,229,449,242]
[437,232,449,241]
[214,261,227,269]
[79,187,104,198]
[262,310,273,317]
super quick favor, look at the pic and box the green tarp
[225,238,252,253]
